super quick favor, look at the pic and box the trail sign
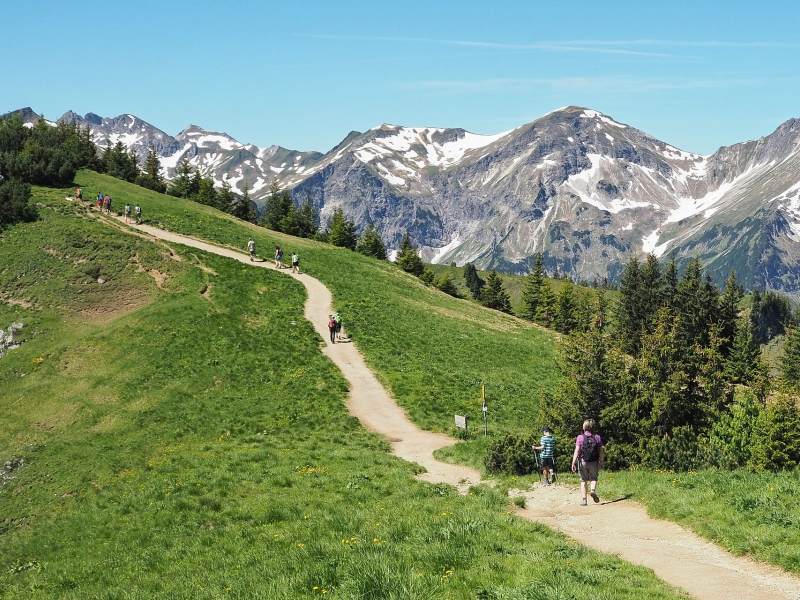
[454,414,469,434]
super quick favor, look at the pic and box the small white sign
[454,414,468,429]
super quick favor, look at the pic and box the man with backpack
[134,205,142,224]
[571,419,604,506]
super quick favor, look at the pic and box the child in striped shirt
[534,427,556,485]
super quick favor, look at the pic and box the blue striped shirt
[539,434,555,458]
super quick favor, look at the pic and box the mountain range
[6,105,800,296]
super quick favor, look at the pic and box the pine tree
[217,181,235,211]
[327,207,357,249]
[435,273,460,297]
[617,256,643,353]
[137,148,167,193]
[195,176,218,207]
[480,271,512,313]
[296,199,319,238]
[355,225,387,259]
[169,158,194,198]
[554,280,579,333]
[662,259,679,310]
[725,316,760,384]
[718,272,743,354]
[395,232,425,276]
[231,183,255,222]
[781,326,800,389]
[535,281,557,327]
[639,254,662,333]
[263,182,293,231]
[676,258,704,347]
[521,253,547,321]
[463,263,485,300]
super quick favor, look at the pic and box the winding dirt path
[113,217,800,600]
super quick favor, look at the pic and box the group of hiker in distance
[72,186,142,223]
[534,419,604,505]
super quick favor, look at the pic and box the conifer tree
[217,181,235,211]
[327,207,357,249]
[535,281,557,327]
[662,259,679,310]
[480,271,512,313]
[554,280,579,333]
[355,224,387,259]
[718,272,743,354]
[231,182,255,222]
[296,199,319,238]
[263,182,293,231]
[395,232,425,276]
[725,316,760,384]
[463,263,485,300]
[169,158,195,198]
[435,273,460,297]
[639,254,662,332]
[617,256,643,353]
[195,176,218,207]
[781,326,800,389]
[521,253,547,321]
[676,258,705,347]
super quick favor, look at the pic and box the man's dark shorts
[578,460,600,482]
[541,457,555,469]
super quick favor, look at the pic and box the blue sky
[4,0,799,154]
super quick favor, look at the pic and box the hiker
[571,419,604,506]
[533,426,556,485]
[274,245,283,268]
[247,239,256,262]
[332,311,343,341]
[134,205,142,224]
[327,315,337,344]
[124,204,132,223]
[291,252,300,273]
[96,193,103,209]
[75,186,82,201]
[104,195,112,214]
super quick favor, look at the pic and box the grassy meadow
[0,185,689,598]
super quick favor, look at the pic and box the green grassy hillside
[73,173,800,575]
[0,184,686,598]
[76,171,561,438]
[427,263,616,316]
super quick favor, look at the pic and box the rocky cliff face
[5,105,799,295]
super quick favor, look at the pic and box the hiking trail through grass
[109,214,800,600]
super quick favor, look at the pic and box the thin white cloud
[395,76,770,94]
[296,33,682,59]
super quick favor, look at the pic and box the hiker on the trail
[104,195,112,214]
[291,252,300,273]
[533,426,556,485]
[332,311,343,341]
[274,245,283,268]
[247,239,256,262]
[327,314,337,344]
[124,204,132,223]
[75,186,82,201]
[134,205,142,224]
[571,419,604,506]
[96,193,103,209]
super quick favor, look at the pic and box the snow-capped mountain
[4,105,799,295]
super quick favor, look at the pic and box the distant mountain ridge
[4,105,799,295]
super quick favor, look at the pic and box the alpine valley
[8,106,800,295]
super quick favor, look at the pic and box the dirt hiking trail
[112,216,800,600]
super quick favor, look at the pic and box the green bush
[704,386,761,469]
[750,394,800,470]
[645,426,704,471]
[485,433,537,475]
